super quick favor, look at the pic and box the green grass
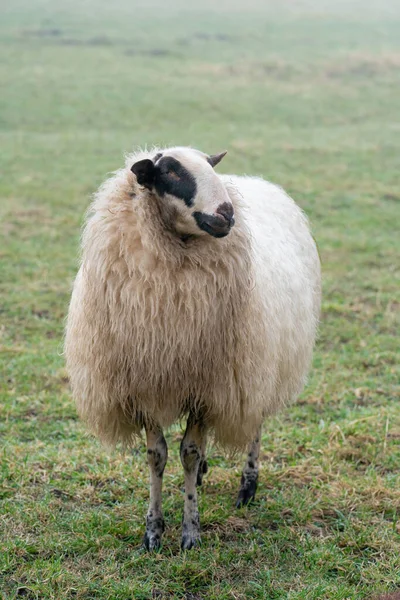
[1,0,399,598]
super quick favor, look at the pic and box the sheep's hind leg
[180,415,206,549]
[236,426,261,508]
[143,424,168,551]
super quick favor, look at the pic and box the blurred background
[1,1,399,598]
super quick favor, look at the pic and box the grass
[0,0,399,598]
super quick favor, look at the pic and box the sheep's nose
[215,202,235,227]
[193,202,235,238]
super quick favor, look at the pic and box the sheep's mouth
[192,211,235,238]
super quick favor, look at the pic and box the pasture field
[0,0,399,598]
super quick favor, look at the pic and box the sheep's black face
[153,156,197,208]
[131,147,234,239]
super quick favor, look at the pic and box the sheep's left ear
[131,159,156,189]
[207,151,227,168]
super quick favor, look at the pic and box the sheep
[64,146,321,551]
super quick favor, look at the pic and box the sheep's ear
[131,159,156,189]
[207,151,227,168]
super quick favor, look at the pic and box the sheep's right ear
[131,159,156,189]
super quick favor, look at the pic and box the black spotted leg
[143,424,168,551]
[236,426,261,508]
[180,415,206,550]
[196,430,208,487]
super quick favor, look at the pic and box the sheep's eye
[167,170,181,181]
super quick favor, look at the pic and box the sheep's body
[65,154,321,451]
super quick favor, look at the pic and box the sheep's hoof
[181,514,201,550]
[235,475,258,508]
[143,530,162,551]
[196,458,208,487]
[143,515,165,551]
[181,531,201,550]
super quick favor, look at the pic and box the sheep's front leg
[236,426,261,508]
[143,424,168,551]
[180,416,206,550]
[196,431,208,487]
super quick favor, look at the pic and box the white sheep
[65,146,321,550]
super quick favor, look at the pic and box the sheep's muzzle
[192,202,235,238]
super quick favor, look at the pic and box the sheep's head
[131,147,234,239]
